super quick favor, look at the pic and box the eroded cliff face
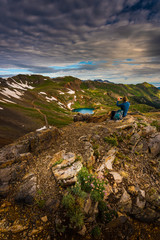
[0,114,160,239]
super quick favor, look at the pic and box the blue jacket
[116,101,130,117]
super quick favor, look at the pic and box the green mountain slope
[0,75,160,147]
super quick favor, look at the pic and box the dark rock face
[73,113,110,123]
[148,133,160,156]
[0,127,60,199]
[15,173,37,204]
[73,113,91,122]
[0,167,11,197]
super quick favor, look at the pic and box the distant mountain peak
[93,79,111,83]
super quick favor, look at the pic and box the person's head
[122,96,128,102]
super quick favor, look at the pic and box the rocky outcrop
[73,113,91,122]
[15,172,37,204]
[0,115,160,239]
[73,113,110,123]
[148,133,160,156]
[51,151,83,185]
[0,127,60,198]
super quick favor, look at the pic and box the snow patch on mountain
[39,92,47,95]
[1,88,23,99]
[67,102,72,109]
[67,88,75,94]
[0,98,16,104]
[7,78,34,90]
[46,96,57,102]
[59,91,65,95]
[19,80,34,89]
[57,102,66,109]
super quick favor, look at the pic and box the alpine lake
[72,108,94,114]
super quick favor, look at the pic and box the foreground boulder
[148,133,160,156]
[51,151,83,185]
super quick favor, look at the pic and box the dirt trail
[32,100,49,128]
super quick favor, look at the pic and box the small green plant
[141,122,147,127]
[117,135,123,142]
[135,151,140,155]
[148,188,157,196]
[113,157,119,165]
[36,199,45,208]
[70,211,84,227]
[56,223,66,233]
[75,155,82,162]
[91,225,101,239]
[70,182,87,199]
[137,122,147,128]
[116,152,125,159]
[125,156,131,162]
[104,136,118,146]
[62,193,75,211]
[37,189,42,195]
[93,144,100,159]
[97,200,117,223]
[52,158,64,167]
[62,192,84,229]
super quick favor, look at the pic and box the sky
[0,0,160,86]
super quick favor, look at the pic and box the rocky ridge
[0,114,160,239]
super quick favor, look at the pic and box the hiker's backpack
[113,110,124,120]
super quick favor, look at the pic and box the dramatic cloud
[0,0,160,84]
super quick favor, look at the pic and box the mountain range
[0,74,160,147]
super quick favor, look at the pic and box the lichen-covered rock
[84,197,92,214]
[142,125,157,137]
[51,151,83,185]
[52,161,82,185]
[110,172,123,184]
[119,189,132,212]
[122,116,135,124]
[97,148,116,172]
[136,196,146,209]
[130,133,141,144]
[73,113,90,122]
[104,148,117,170]
[127,186,138,196]
[0,168,11,197]
[148,133,160,156]
[84,143,95,167]
[133,208,159,223]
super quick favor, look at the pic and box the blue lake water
[72,108,94,114]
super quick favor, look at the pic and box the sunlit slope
[0,75,160,147]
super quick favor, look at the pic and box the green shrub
[70,182,87,199]
[62,192,84,228]
[104,136,118,146]
[93,145,100,159]
[36,199,45,208]
[62,193,75,212]
[98,200,117,223]
[70,211,84,228]
[77,167,107,202]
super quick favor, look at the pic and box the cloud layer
[0,0,160,83]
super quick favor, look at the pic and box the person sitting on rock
[110,96,130,120]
